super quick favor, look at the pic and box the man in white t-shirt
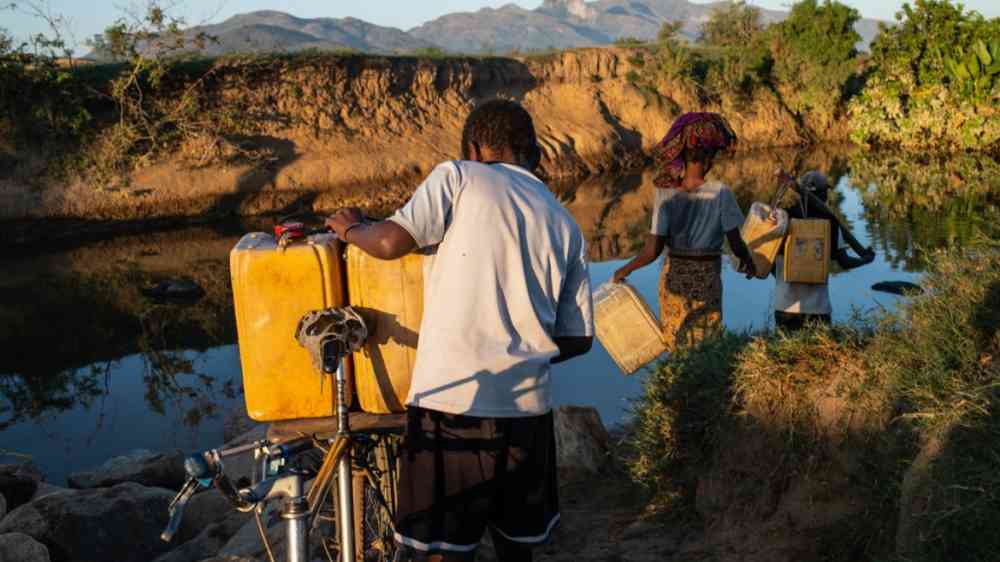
[326,99,594,562]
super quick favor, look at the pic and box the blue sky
[4,1,999,55]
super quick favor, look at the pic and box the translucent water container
[231,233,347,422]
[593,282,666,375]
[741,202,789,279]
[783,218,831,284]
[346,246,424,414]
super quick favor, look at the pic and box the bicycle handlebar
[161,437,314,542]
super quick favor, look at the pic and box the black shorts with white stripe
[393,406,560,557]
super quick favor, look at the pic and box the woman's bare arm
[726,229,757,278]
[613,234,666,283]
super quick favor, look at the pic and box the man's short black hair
[461,99,540,168]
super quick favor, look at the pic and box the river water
[2,147,997,484]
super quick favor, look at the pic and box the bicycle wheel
[351,435,400,562]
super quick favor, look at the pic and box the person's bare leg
[489,528,533,562]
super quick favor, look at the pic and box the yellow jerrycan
[346,246,424,414]
[741,202,789,279]
[783,219,831,284]
[231,232,348,422]
[593,282,666,375]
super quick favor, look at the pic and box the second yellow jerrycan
[346,246,424,414]
[783,219,831,284]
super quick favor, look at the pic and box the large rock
[0,532,51,562]
[0,494,5,522]
[553,405,611,482]
[29,483,69,502]
[67,449,186,490]
[0,464,42,511]
[154,511,249,562]
[0,482,175,562]
[178,489,239,544]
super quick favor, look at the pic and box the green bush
[615,37,644,47]
[770,0,862,127]
[695,2,773,100]
[849,0,1000,151]
[699,1,765,48]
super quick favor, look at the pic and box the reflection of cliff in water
[849,152,1000,270]
[0,227,242,429]
[556,145,852,262]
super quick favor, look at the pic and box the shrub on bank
[626,245,1000,560]
[849,0,1000,152]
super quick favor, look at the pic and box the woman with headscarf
[613,112,756,349]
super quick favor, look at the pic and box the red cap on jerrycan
[274,222,306,239]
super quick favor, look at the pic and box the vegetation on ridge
[0,0,998,193]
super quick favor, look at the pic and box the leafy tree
[698,2,772,99]
[769,0,861,125]
[849,0,1000,151]
[657,21,684,45]
[871,0,998,88]
[699,1,764,48]
[652,21,693,82]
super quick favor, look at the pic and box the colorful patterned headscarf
[652,112,737,189]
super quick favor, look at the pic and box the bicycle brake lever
[161,477,202,542]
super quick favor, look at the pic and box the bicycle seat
[267,412,407,444]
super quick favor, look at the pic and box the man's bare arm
[552,336,593,364]
[325,209,417,260]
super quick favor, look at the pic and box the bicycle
[160,307,405,562]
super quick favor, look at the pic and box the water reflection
[848,152,1000,269]
[2,147,999,481]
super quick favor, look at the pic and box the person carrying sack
[613,112,757,350]
[326,99,594,562]
[772,171,875,330]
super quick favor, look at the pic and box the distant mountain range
[89,1,885,58]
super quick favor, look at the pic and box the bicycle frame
[163,354,363,562]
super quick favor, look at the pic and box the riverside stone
[67,448,186,490]
[30,483,69,502]
[0,464,42,511]
[177,489,239,544]
[154,511,249,562]
[553,405,612,481]
[0,532,51,562]
[0,482,174,562]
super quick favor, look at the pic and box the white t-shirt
[773,256,832,315]
[387,161,594,418]
[650,181,745,256]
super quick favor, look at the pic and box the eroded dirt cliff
[2,48,823,243]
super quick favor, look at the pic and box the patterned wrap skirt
[658,255,723,350]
